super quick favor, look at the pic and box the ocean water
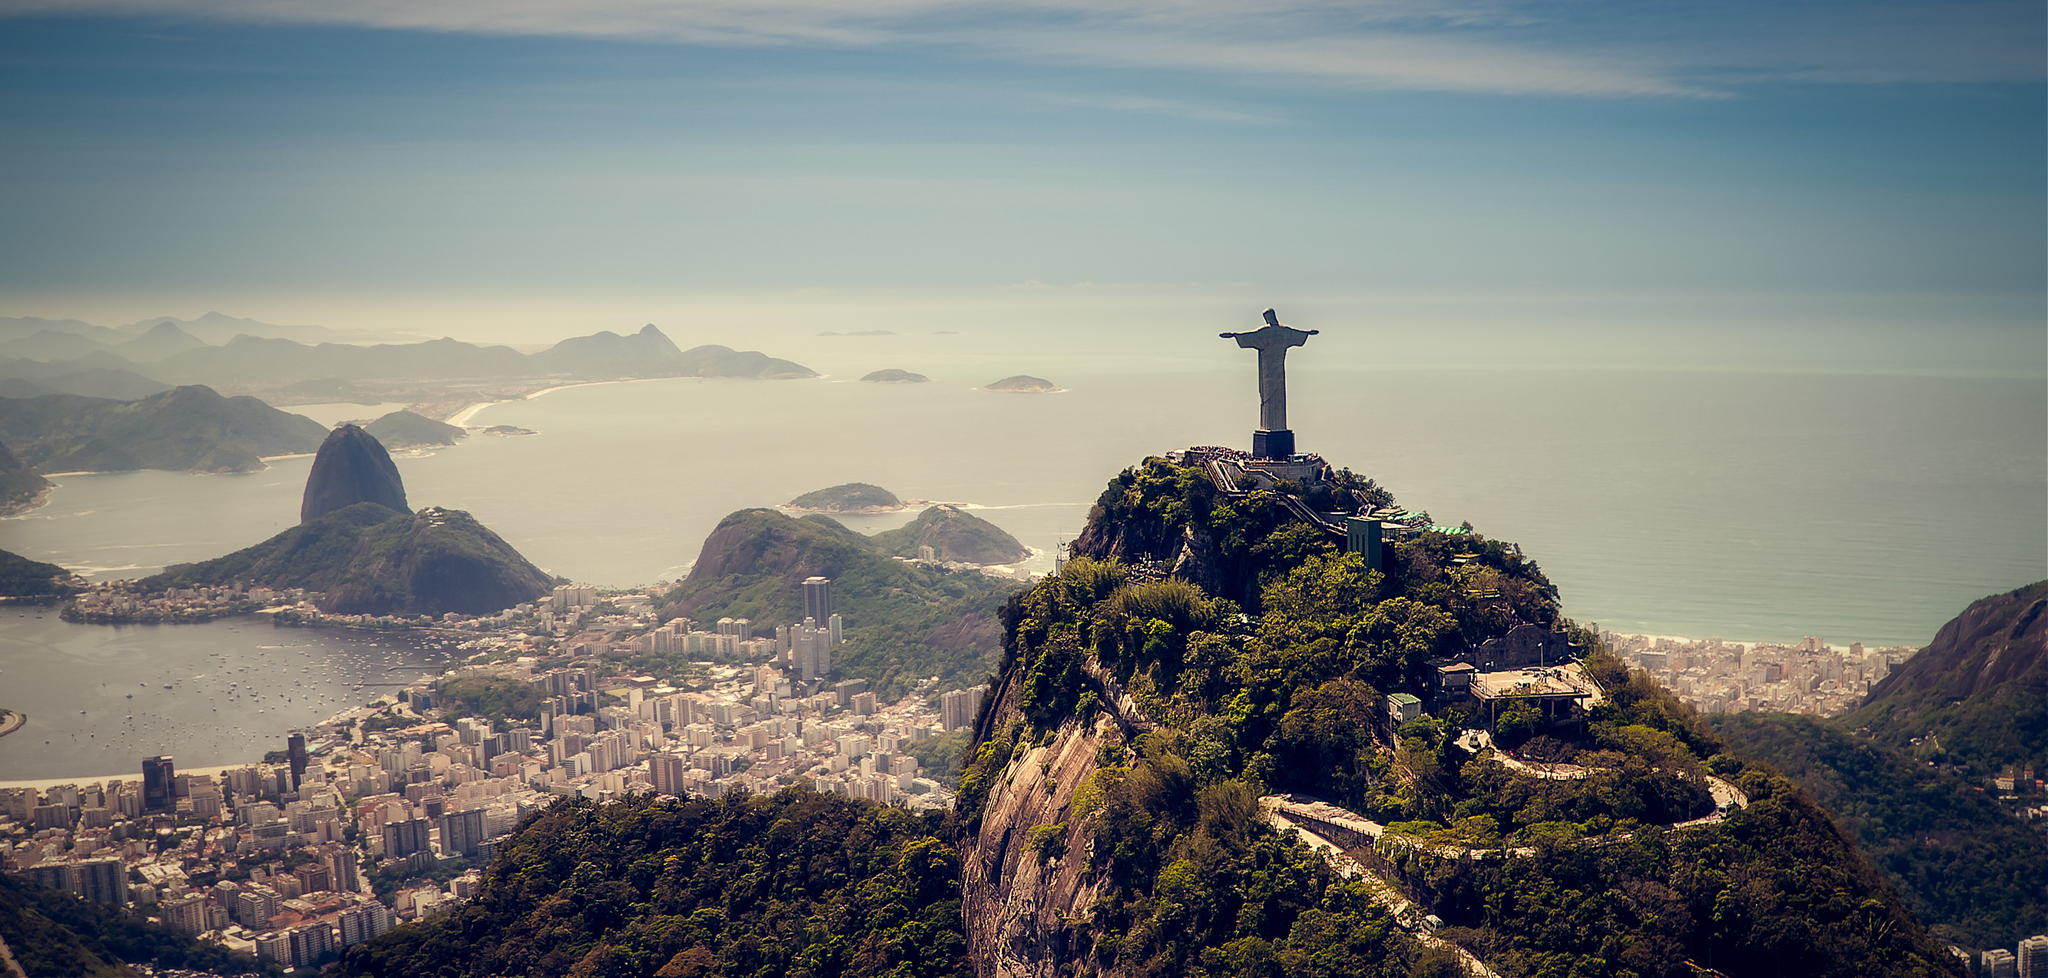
[0,337,2042,777]
[4,352,2040,647]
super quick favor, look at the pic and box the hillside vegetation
[0,384,327,473]
[1844,580,2048,781]
[0,547,74,598]
[872,505,1030,565]
[1714,712,2048,950]
[658,508,1021,698]
[142,502,553,616]
[0,873,268,977]
[1710,580,2048,951]
[960,455,1960,978]
[339,791,968,978]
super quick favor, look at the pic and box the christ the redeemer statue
[1222,308,1317,459]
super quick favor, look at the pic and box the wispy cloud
[1,0,2038,96]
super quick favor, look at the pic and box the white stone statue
[1220,308,1317,433]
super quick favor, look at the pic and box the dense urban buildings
[2,572,974,971]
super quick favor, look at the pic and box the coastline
[0,709,23,740]
[0,761,262,792]
[447,376,680,427]
[1600,630,1916,654]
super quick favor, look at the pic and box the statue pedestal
[1252,429,1295,460]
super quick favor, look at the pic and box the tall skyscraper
[382,816,432,858]
[649,752,688,797]
[287,733,309,791]
[803,576,833,625]
[142,755,175,814]
[941,686,986,732]
[442,807,487,858]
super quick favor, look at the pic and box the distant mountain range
[0,320,814,400]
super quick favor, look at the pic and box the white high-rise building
[2018,935,2048,978]
[941,686,986,731]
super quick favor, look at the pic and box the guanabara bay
[0,312,2039,978]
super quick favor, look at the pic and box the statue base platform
[1252,429,1295,459]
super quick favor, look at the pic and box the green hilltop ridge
[363,409,466,448]
[142,502,552,616]
[658,507,1023,698]
[1844,580,2047,781]
[1713,579,2048,951]
[0,547,74,598]
[955,453,1960,978]
[0,384,327,474]
[872,504,1030,565]
[0,438,51,514]
[787,481,904,512]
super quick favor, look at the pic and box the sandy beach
[0,761,261,792]
[447,376,684,426]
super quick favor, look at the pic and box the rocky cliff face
[961,680,1117,976]
[301,423,409,522]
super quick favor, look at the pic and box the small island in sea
[785,482,909,514]
[981,374,1058,393]
[364,409,467,449]
[859,368,929,384]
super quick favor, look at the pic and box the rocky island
[363,409,466,449]
[859,368,930,384]
[981,374,1058,393]
[785,482,908,514]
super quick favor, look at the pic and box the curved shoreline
[0,709,24,740]
[448,376,683,426]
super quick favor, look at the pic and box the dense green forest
[432,675,543,723]
[340,790,968,978]
[658,508,1021,699]
[962,457,1960,978]
[0,873,270,977]
[1715,712,2048,950]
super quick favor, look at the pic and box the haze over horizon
[1,0,2042,369]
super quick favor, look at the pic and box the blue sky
[0,1,2040,357]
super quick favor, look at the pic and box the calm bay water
[0,335,2042,777]
[0,608,457,780]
